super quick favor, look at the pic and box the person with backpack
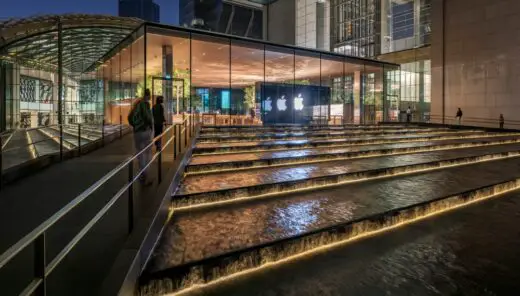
[153,96,166,150]
[128,89,154,185]
[406,106,412,123]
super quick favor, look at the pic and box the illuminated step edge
[192,133,520,155]
[198,127,453,139]
[197,129,470,143]
[186,138,520,174]
[141,178,520,295]
[36,128,76,150]
[174,150,520,209]
[199,125,416,134]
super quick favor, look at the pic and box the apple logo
[263,97,272,112]
[277,95,287,111]
[294,93,304,111]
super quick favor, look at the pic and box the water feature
[156,190,520,296]
[140,124,520,295]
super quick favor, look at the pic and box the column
[162,45,173,122]
[353,71,361,124]
[11,64,20,128]
[414,0,421,47]
[380,0,390,53]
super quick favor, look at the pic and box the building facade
[0,15,398,134]
[179,0,264,40]
[431,0,520,128]
[327,0,431,122]
[119,0,160,23]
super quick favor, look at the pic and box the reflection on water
[143,125,520,296]
[151,156,520,270]
[176,191,520,296]
[189,135,520,166]
[179,143,520,195]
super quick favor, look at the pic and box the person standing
[128,89,154,185]
[456,108,463,125]
[406,106,412,123]
[153,96,166,150]
[499,114,505,129]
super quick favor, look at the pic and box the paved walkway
[0,133,173,296]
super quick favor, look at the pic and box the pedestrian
[499,114,504,129]
[250,107,255,124]
[128,88,154,185]
[406,106,412,123]
[153,96,166,150]
[456,108,463,125]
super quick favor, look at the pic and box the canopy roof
[0,14,142,73]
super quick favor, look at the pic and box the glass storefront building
[0,15,399,134]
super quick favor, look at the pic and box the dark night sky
[0,0,180,25]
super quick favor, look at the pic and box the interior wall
[431,0,520,127]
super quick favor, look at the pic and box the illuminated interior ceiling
[104,33,382,88]
[0,14,142,73]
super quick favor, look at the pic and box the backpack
[128,102,143,128]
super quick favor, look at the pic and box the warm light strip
[186,138,520,175]
[174,151,520,211]
[198,129,481,144]
[25,131,38,159]
[193,132,520,156]
[158,181,520,296]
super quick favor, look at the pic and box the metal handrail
[0,113,199,295]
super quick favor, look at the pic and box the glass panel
[263,45,294,124]
[294,50,322,125]
[191,33,230,121]
[321,54,345,125]
[230,40,264,125]
[146,27,191,124]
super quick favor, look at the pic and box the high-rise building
[326,0,432,122]
[180,0,264,39]
[119,0,160,23]
[296,0,330,50]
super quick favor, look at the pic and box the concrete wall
[431,0,520,127]
[266,0,296,45]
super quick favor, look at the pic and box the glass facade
[141,24,397,126]
[0,22,399,134]
[0,18,398,168]
[330,0,431,122]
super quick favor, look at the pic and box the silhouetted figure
[153,96,166,150]
[128,89,153,186]
[500,114,504,129]
[456,108,463,125]
[406,106,411,123]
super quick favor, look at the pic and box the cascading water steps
[139,124,520,295]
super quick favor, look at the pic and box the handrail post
[0,136,3,191]
[102,119,105,147]
[59,124,63,161]
[158,147,162,184]
[78,124,81,156]
[34,232,46,296]
[119,115,123,139]
[173,124,177,159]
[127,161,134,234]
[184,119,187,148]
[176,124,180,154]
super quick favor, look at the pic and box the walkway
[0,133,163,296]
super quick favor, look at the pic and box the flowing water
[170,190,520,296]
[141,125,520,295]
